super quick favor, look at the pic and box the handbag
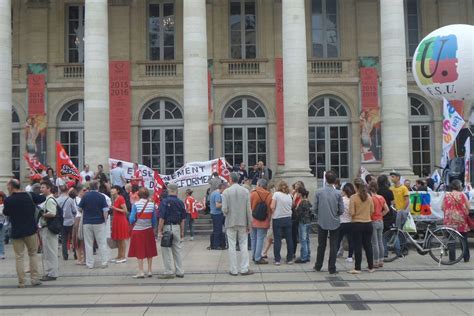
[160,223,173,248]
[107,238,118,249]
[403,212,417,233]
[78,216,84,241]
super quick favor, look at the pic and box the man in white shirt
[110,161,126,187]
[80,164,94,184]
[39,181,59,281]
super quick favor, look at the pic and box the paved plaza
[0,236,473,315]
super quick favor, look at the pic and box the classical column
[0,0,12,189]
[183,0,209,162]
[84,0,110,169]
[380,0,412,174]
[280,0,312,178]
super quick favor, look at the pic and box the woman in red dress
[111,185,129,263]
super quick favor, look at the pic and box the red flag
[23,153,46,175]
[152,170,166,205]
[56,141,81,181]
[217,158,230,182]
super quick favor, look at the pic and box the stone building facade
[1,0,473,188]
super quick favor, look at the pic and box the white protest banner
[409,191,445,221]
[109,158,229,189]
[441,98,465,167]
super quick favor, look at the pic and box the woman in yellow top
[348,178,375,274]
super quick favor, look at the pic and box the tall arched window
[308,96,350,180]
[57,101,84,169]
[223,97,267,167]
[140,99,184,174]
[409,96,433,177]
[12,108,20,179]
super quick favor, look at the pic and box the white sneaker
[345,257,353,263]
[190,237,194,241]
[116,258,127,264]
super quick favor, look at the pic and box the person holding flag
[130,163,144,188]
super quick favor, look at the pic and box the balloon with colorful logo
[412,24,474,101]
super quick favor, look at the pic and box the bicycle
[383,221,466,265]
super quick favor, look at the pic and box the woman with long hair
[128,188,158,278]
[271,180,294,265]
[337,183,356,262]
[349,178,374,274]
[110,185,129,263]
[291,181,305,258]
[442,180,470,262]
[369,182,389,268]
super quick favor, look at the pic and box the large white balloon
[412,24,474,101]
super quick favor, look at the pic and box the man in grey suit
[222,172,253,276]
[313,171,344,274]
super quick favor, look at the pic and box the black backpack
[252,191,268,221]
[46,197,64,235]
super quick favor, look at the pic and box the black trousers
[337,222,354,258]
[314,226,339,273]
[352,222,374,271]
[291,219,299,257]
[61,225,73,260]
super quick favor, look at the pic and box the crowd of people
[0,161,471,288]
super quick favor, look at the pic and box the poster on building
[26,64,48,167]
[359,58,382,163]
[109,61,131,161]
[109,158,230,189]
[275,57,285,165]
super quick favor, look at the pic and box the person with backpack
[39,181,60,281]
[56,185,77,260]
[250,179,272,264]
[4,179,46,288]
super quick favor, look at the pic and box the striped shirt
[129,199,157,231]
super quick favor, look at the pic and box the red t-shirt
[130,169,144,187]
[371,194,385,222]
[185,196,199,219]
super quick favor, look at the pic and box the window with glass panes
[230,0,256,59]
[141,99,183,174]
[66,5,85,63]
[404,0,420,56]
[12,109,20,180]
[223,97,266,167]
[311,0,339,58]
[148,1,175,61]
[58,101,84,169]
[308,96,350,180]
[409,96,433,177]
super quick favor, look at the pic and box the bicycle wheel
[426,227,465,265]
[383,228,407,262]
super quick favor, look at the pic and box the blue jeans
[250,227,267,261]
[211,213,224,249]
[272,217,293,262]
[186,214,194,237]
[0,225,4,256]
[298,223,311,261]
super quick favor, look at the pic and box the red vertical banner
[27,74,46,115]
[359,67,382,163]
[109,61,131,161]
[208,70,213,134]
[275,57,285,165]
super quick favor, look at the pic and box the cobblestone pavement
[0,236,473,315]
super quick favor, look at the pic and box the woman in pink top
[369,182,389,268]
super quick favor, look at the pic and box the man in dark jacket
[3,179,45,288]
